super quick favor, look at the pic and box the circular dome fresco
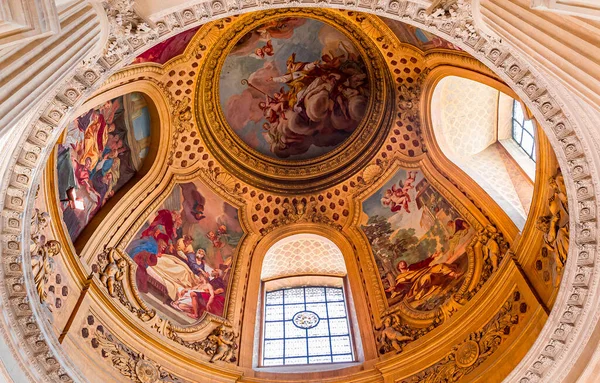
[218,17,370,161]
[197,9,394,193]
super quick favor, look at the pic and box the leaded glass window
[262,286,354,366]
[512,100,536,162]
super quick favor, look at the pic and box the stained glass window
[512,100,536,162]
[262,286,354,366]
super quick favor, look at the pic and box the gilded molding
[88,324,185,382]
[401,289,527,382]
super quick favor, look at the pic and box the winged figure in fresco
[252,40,275,59]
[381,171,418,214]
[230,18,306,57]
[181,182,206,221]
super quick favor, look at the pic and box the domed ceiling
[32,7,569,383]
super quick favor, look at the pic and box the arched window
[262,284,354,366]
[511,100,536,162]
[430,76,537,228]
[256,234,358,369]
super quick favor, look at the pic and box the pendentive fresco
[56,93,151,241]
[126,180,243,323]
[362,169,475,311]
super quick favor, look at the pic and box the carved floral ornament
[0,1,595,383]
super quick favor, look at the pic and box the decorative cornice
[103,0,159,58]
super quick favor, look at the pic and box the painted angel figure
[382,171,418,213]
[252,40,274,59]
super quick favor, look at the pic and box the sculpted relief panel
[125,180,243,323]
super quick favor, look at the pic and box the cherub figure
[253,40,274,58]
[204,325,238,363]
[99,249,127,297]
[382,171,418,214]
[375,314,414,354]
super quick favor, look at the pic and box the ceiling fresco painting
[56,92,151,242]
[125,180,243,323]
[219,17,370,160]
[362,169,475,311]
[132,26,201,65]
[27,8,571,383]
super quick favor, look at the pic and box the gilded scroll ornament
[401,291,525,382]
[173,96,193,132]
[93,328,183,383]
[261,200,339,234]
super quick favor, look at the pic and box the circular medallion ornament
[455,340,480,368]
[197,9,393,193]
[292,311,320,329]
[135,359,160,383]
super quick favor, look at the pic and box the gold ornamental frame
[196,8,395,194]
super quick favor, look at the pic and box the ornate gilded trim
[400,289,528,382]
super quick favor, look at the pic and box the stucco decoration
[0,1,594,383]
[82,316,186,383]
[260,234,347,280]
[535,169,569,286]
[30,208,61,304]
[103,0,158,58]
[401,290,527,382]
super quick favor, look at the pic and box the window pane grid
[262,286,354,366]
[511,100,536,162]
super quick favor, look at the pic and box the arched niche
[421,66,558,232]
[46,85,163,254]
[240,225,377,379]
